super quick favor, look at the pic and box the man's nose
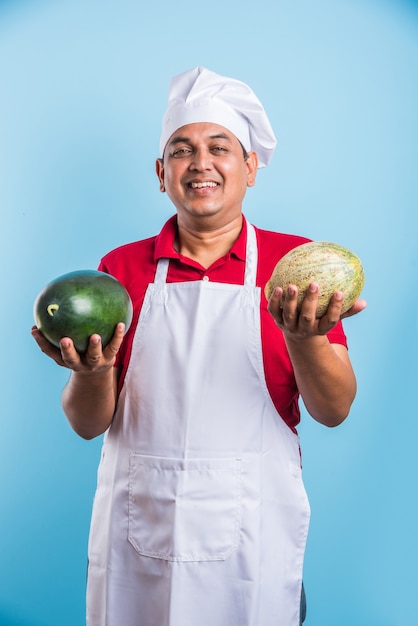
[189,148,213,170]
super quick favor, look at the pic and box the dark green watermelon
[34,270,133,353]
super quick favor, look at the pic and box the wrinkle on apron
[87,221,310,626]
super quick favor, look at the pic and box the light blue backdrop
[1,0,417,624]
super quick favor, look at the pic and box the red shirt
[99,215,348,432]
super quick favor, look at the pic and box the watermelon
[264,241,365,317]
[33,270,133,353]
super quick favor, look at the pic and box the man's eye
[172,148,191,157]
[211,146,228,153]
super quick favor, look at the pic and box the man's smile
[188,181,220,189]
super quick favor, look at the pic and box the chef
[32,66,366,626]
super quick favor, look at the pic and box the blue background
[1,0,417,624]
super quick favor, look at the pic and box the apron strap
[244,221,257,287]
[154,257,170,287]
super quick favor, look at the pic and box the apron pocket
[128,454,242,562]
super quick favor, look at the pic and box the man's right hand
[31,323,126,373]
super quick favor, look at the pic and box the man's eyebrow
[168,136,191,146]
[209,133,232,141]
[168,132,233,146]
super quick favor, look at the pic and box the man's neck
[176,214,244,269]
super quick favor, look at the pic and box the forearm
[31,324,126,439]
[266,282,364,426]
[62,367,118,439]
[285,335,356,427]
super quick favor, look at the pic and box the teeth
[190,181,218,189]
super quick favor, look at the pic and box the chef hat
[160,66,277,168]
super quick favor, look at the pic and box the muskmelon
[34,270,133,353]
[264,241,365,317]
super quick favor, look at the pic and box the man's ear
[156,158,165,192]
[246,152,258,188]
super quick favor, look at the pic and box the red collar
[154,215,248,263]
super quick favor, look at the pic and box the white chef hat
[159,66,277,168]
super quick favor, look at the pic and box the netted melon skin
[264,241,365,318]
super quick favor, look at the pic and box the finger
[317,291,344,334]
[280,285,300,328]
[83,334,105,366]
[31,326,66,366]
[297,283,319,326]
[103,322,126,358]
[326,291,345,323]
[302,282,319,308]
[267,287,283,326]
[59,336,83,369]
[340,298,368,319]
[267,286,283,317]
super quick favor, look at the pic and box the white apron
[87,222,310,626]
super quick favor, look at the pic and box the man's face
[156,122,258,225]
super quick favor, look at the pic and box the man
[32,66,366,626]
